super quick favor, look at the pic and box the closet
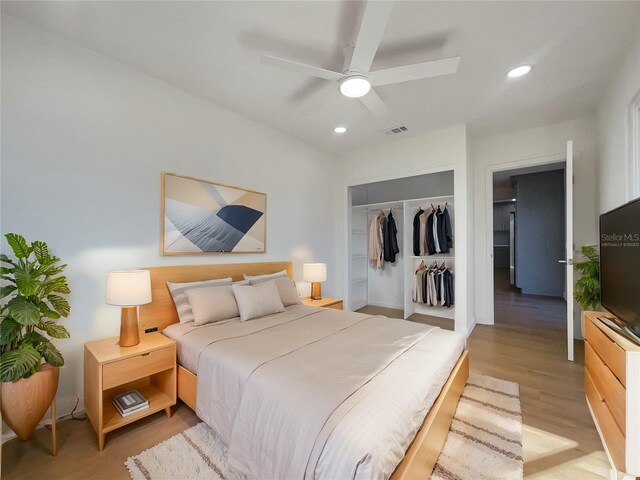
[348,171,456,323]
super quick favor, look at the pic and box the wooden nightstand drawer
[103,346,174,389]
[585,369,626,471]
[585,341,626,433]
[585,317,626,385]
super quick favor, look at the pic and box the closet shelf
[494,245,509,248]
[410,255,455,259]
[352,230,366,234]
[352,277,367,284]
[352,254,367,259]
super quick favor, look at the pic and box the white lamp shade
[106,270,152,306]
[303,263,327,283]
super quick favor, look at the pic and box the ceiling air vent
[383,125,408,135]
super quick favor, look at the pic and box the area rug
[125,374,522,480]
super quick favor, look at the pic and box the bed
[139,261,469,480]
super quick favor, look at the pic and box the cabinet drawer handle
[141,353,150,357]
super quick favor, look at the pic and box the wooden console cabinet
[584,311,640,480]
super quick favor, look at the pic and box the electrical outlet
[145,327,158,333]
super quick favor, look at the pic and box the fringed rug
[431,373,523,480]
[125,374,522,480]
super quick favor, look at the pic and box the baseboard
[475,316,494,326]
[367,301,404,311]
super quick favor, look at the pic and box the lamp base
[120,307,140,347]
[310,282,322,300]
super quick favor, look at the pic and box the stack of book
[112,390,149,417]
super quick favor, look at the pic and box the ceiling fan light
[339,75,371,98]
[334,126,347,134]
[507,65,532,78]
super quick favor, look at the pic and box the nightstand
[301,297,343,310]
[84,332,176,451]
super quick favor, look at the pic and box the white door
[564,141,575,361]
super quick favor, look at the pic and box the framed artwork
[161,172,266,255]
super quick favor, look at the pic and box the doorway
[492,163,567,337]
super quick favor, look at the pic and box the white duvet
[164,305,465,480]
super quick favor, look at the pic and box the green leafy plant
[0,234,70,382]
[573,245,600,311]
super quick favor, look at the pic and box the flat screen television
[599,197,640,344]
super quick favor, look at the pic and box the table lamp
[106,270,152,347]
[303,263,327,300]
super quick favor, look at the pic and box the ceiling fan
[261,0,460,117]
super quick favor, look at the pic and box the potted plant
[573,245,600,335]
[0,233,70,440]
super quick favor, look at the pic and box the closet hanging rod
[352,195,454,211]
[366,206,405,213]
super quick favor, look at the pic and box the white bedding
[164,304,465,480]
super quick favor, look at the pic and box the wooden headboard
[138,261,293,333]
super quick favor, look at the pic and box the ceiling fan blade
[262,55,343,82]
[349,1,395,73]
[370,56,460,86]
[298,82,337,117]
[358,88,389,117]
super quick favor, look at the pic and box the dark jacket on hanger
[438,206,453,251]
[426,211,436,255]
[436,208,448,254]
[384,211,400,262]
[412,209,423,256]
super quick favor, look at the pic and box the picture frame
[161,172,267,255]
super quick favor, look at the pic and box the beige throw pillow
[232,281,285,321]
[185,285,240,326]
[272,277,301,306]
[243,270,288,284]
[167,277,232,324]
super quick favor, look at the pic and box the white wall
[472,117,599,337]
[339,125,476,335]
[0,15,340,422]
[597,35,640,213]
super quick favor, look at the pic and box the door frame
[483,152,567,326]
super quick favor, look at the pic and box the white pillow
[185,285,239,326]
[232,281,285,322]
[272,277,301,306]
[243,270,288,284]
[233,279,250,286]
[167,277,232,324]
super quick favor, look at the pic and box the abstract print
[162,173,266,254]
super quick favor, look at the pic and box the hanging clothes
[413,262,455,308]
[436,205,453,253]
[384,210,400,263]
[369,212,385,268]
[412,209,423,256]
[420,208,429,256]
[432,206,442,253]
[442,205,454,250]
[426,209,436,255]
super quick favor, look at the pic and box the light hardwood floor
[2,272,609,479]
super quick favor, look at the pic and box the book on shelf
[112,390,149,417]
[112,399,149,417]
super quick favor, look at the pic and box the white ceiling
[3,1,639,155]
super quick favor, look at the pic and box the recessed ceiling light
[507,65,532,78]
[339,75,371,98]
[334,126,347,134]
